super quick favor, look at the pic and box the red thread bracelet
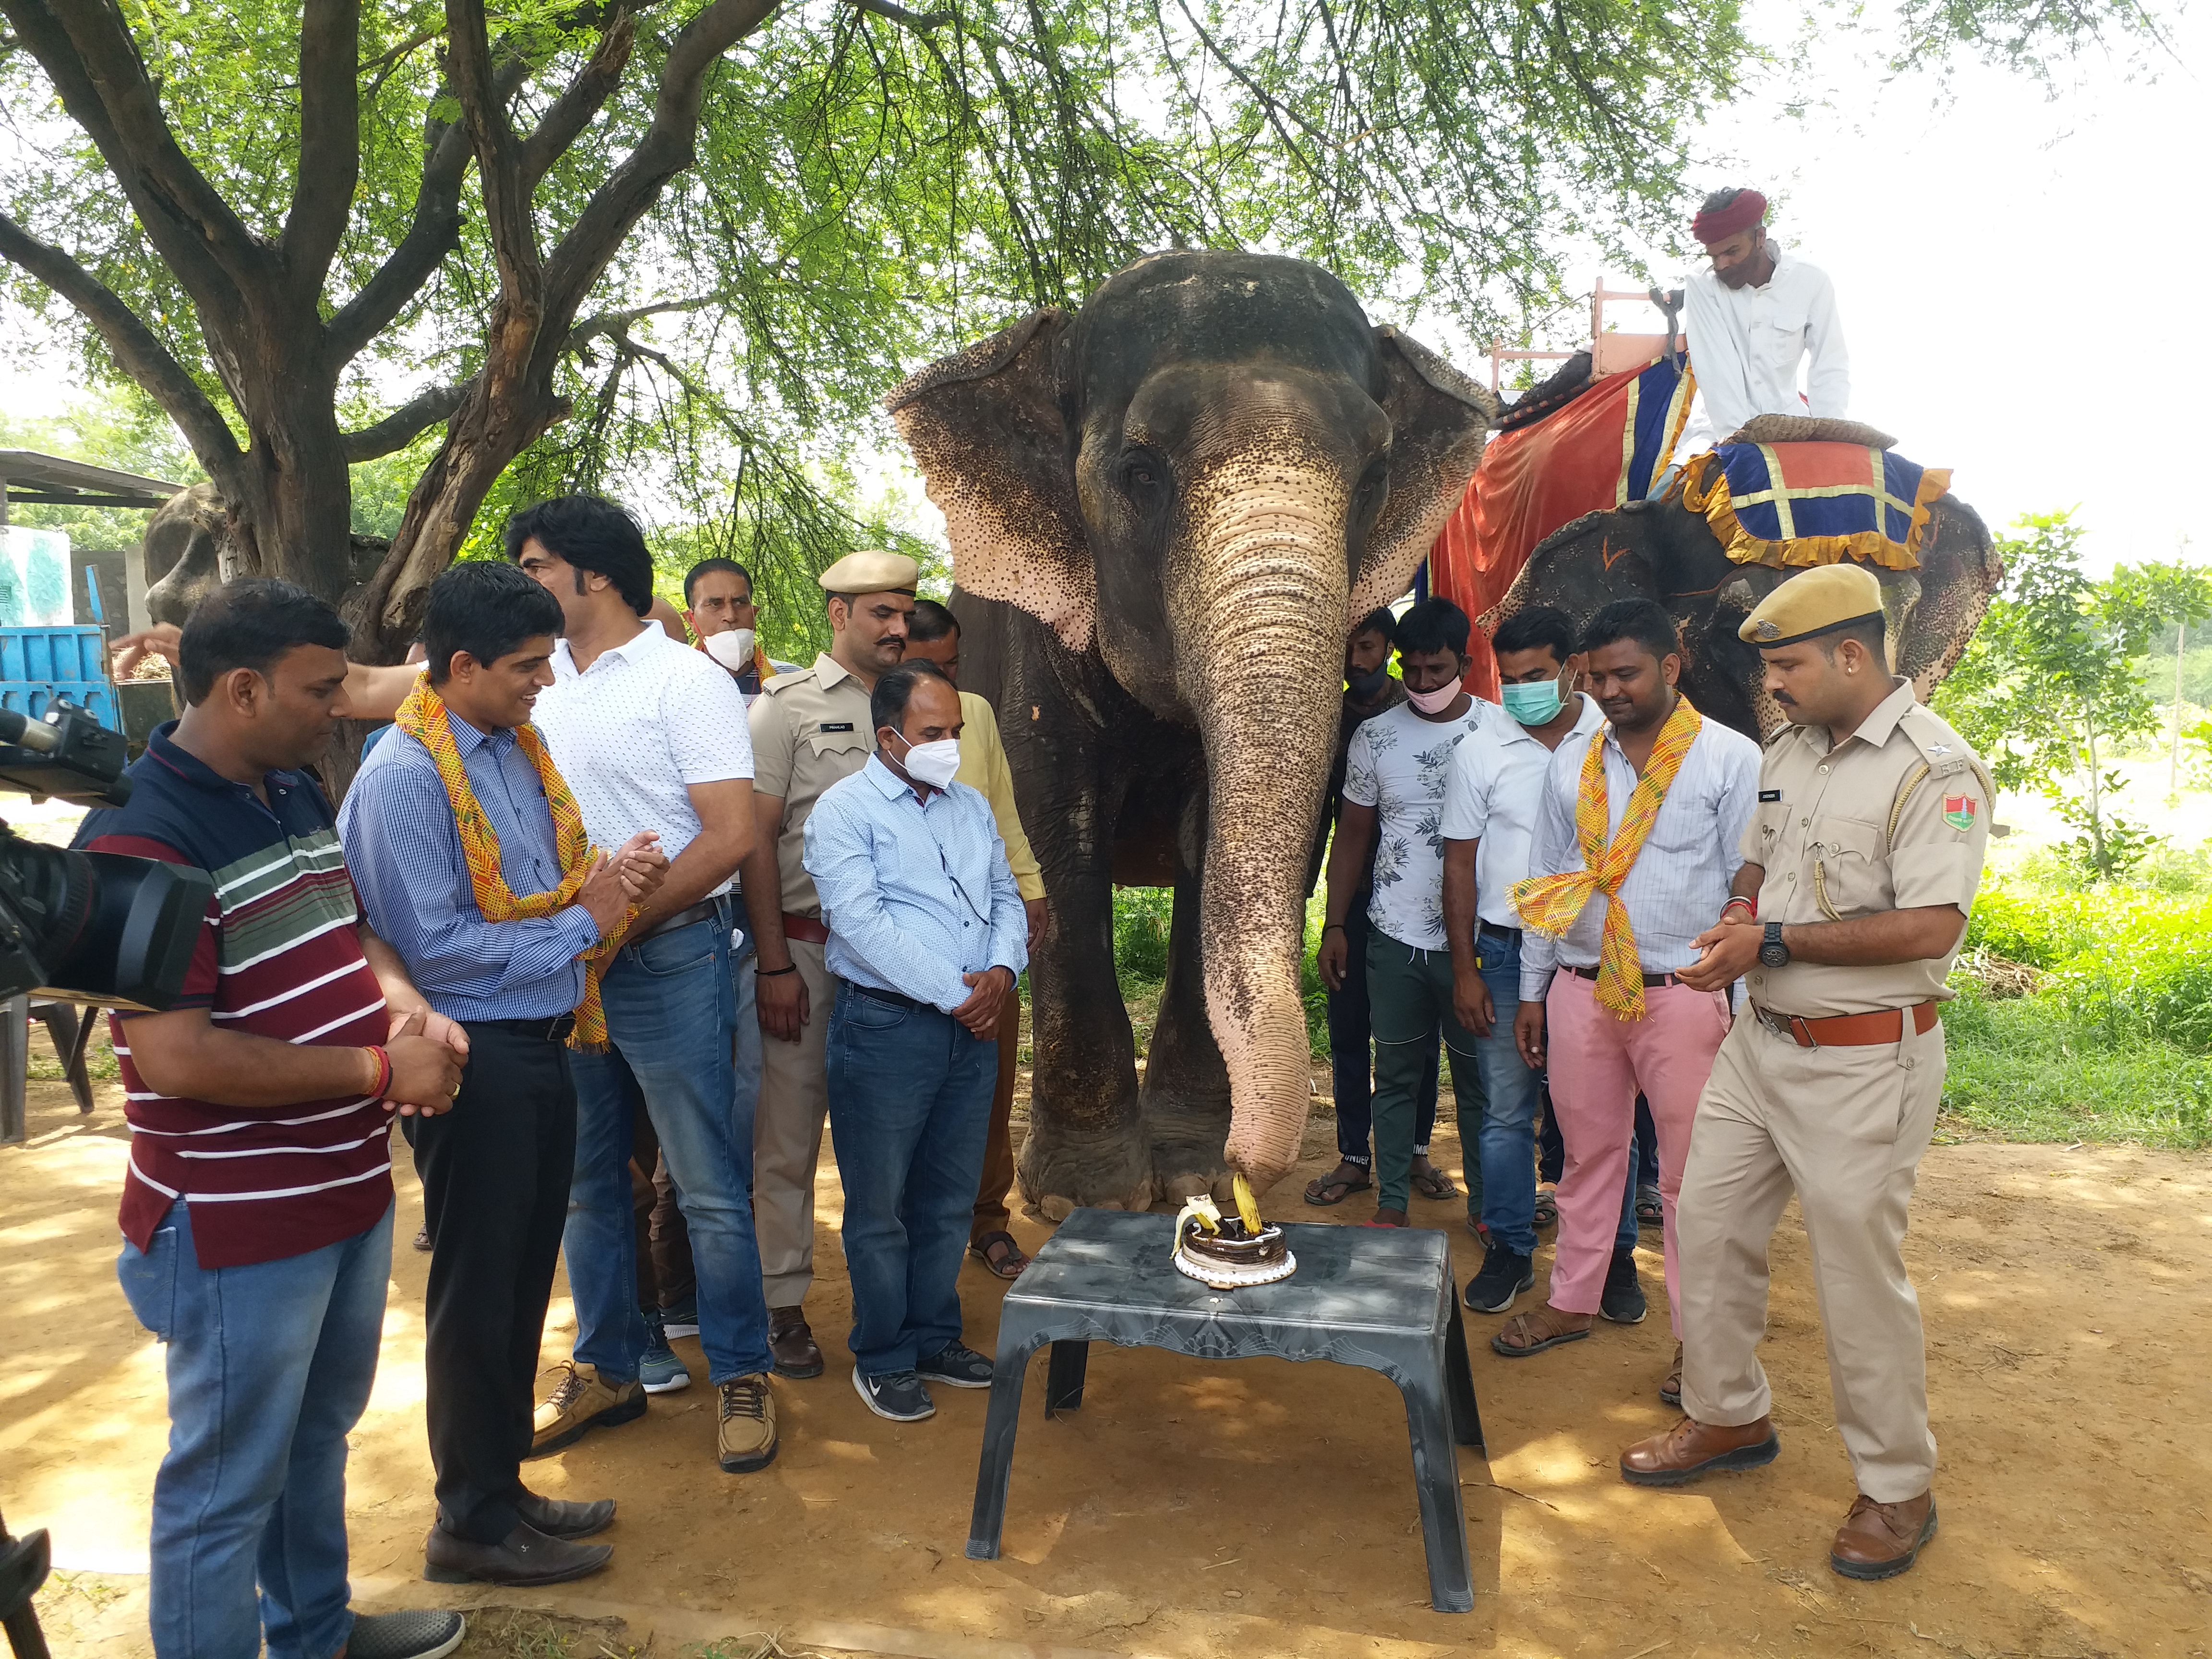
[1721,896,1757,921]
[364,1045,393,1098]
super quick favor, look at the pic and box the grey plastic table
[965,1207,1483,1612]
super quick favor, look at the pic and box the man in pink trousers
[1492,599,1760,1404]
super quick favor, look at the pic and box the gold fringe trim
[1679,449,1948,572]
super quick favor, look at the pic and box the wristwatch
[1758,922,1791,968]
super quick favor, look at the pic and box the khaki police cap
[1738,562,1886,649]
[818,549,918,597]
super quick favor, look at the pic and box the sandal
[1636,1184,1663,1228]
[1660,1341,1683,1407]
[969,1231,1029,1280]
[1533,1184,1558,1228]
[1363,1207,1409,1229]
[1490,1308,1594,1358]
[1410,1161,1460,1201]
[1303,1162,1374,1206]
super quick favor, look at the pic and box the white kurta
[1676,248,1850,451]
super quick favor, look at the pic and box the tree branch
[339,380,469,461]
[325,53,529,366]
[844,0,954,31]
[280,0,363,301]
[445,0,539,301]
[0,0,269,317]
[566,290,732,351]
[542,0,781,329]
[0,208,242,478]
[517,10,637,194]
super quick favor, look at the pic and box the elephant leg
[1142,804,1235,1202]
[1006,650,1153,1218]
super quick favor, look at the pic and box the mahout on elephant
[889,250,1497,1214]
[1489,419,2002,742]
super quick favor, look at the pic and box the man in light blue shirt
[340,561,663,1587]
[804,660,1026,1423]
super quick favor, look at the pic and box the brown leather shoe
[768,1304,824,1379]
[1829,1491,1937,1580]
[1620,1415,1780,1487]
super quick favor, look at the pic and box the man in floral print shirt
[1317,598,1496,1227]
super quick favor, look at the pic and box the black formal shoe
[423,1520,611,1586]
[1599,1247,1647,1323]
[515,1490,615,1540]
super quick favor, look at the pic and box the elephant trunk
[1172,451,1353,1195]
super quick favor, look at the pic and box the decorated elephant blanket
[1429,351,1695,694]
[1678,441,1949,570]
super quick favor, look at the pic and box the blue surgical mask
[1501,676,1565,727]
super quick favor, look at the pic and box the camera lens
[0,829,213,1010]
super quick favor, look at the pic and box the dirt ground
[6,1062,2210,1659]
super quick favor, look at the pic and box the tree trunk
[350,349,567,659]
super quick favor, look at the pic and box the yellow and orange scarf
[393,675,634,1049]
[1512,696,1704,1020]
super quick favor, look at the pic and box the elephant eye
[1120,450,1164,495]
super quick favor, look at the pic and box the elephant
[140,481,387,627]
[1490,467,2002,741]
[888,249,1497,1212]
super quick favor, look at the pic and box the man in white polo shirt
[1442,606,1603,1313]
[507,494,781,1477]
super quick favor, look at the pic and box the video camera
[0,699,211,1010]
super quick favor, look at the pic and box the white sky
[4,5,2204,577]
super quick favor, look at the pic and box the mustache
[1773,689,1797,705]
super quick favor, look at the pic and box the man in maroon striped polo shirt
[75,580,469,1659]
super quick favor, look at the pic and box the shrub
[1113,886,1333,1058]
[1112,886,1174,983]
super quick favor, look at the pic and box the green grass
[1941,844,2212,1150]
[1939,988,2212,1148]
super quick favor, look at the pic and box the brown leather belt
[1753,1001,1939,1048]
[1567,963,1682,989]
[781,912,830,945]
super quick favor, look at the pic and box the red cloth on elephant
[1428,354,1695,696]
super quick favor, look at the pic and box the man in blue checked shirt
[339,563,666,1588]
[803,659,1027,1424]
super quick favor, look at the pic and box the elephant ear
[1351,326,1498,619]
[886,310,1095,651]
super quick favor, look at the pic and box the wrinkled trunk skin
[1163,450,1350,1196]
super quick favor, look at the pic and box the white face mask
[703,626,754,673]
[893,733,962,789]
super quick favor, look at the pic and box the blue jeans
[1464,931,1543,1256]
[117,1199,393,1659]
[825,983,995,1376]
[732,925,762,1141]
[565,909,773,1383]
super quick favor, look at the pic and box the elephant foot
[1016,1118,1157,1220]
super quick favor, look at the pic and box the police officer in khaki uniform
[1618,562,1992,1582]
[738,551,917,1378]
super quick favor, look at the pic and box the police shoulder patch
[1942,794,1977,831]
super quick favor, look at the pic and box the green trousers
[1365,928,1488,1214]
